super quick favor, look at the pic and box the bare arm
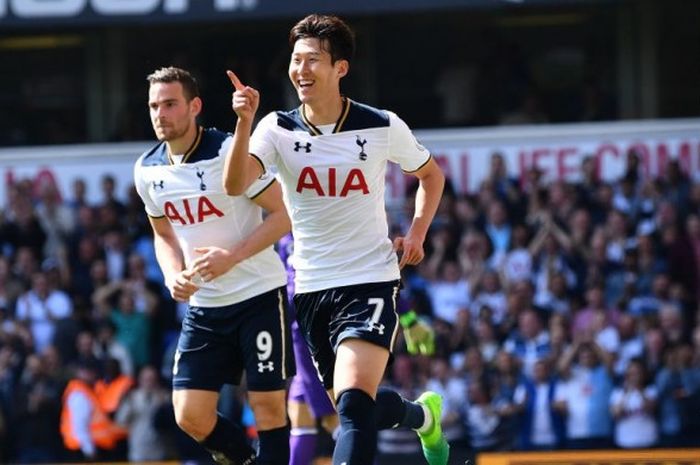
[557,341,579,378]
[149,216,198,302]
[393,158,445,268]
[191,181,291,282]
[223,70,264,195]
[223,120,265,195]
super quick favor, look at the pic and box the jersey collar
[300,97,351,136]
[167,126,203,165]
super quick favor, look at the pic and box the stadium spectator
[514,359,564,451]
[115,365,171,461]
[610,359,657,448]
[94,358,134,416]
[463,375,502,451]
[12,353,64,463]
[15,271,72,353]
[93,320,133,377]
[655,344,700,446]
[504,309,551,378]
[554,340,614,449]
[59,359,128,461]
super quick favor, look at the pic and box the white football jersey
[250,99,431,293]
[134,127,286,307]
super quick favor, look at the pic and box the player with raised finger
[222,14,448,465]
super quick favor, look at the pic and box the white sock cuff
[416,403,433,434]
[290,426,318,436]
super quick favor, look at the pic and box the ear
[336,59,349,79]
[190,96,203,117]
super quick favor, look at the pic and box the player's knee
[174,402,216,440]
[336,388,376,428]
[250,392,287,429]
[288,400,315,428]
[320,412,339,434]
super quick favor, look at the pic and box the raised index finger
[226,70,245,91]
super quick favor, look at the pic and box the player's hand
[399,311,435,356]
[191,246,238,282]
[393,233,425,269]
[227,70,259,123]
[168,269,199,303]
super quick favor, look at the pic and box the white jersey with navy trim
[250,99,431,293]
[134,127,287,307]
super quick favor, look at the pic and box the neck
[303,94,344,126]
[166,123,198,155]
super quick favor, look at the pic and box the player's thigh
[239,288,295,392]
[173,305,242,392]
[333,338,390,400]
[294,291,336,390]
[172,389,219,439]
[329,281,400,397]
[292,323,336,418]
[248,389,288,430]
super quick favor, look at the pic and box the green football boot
[415,391,450,465]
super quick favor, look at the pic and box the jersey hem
[295,270,400,294]
[189,277,286,307]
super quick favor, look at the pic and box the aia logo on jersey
[356,136,368,161]
[293,142,312,153]
[164,196,224,225]
[296,167,369,197]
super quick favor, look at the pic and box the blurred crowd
[1,149,700,463]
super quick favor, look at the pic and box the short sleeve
[245,170,277,200]
[386,111,431,173]
[133,156,163,217]
[249,112,280,173]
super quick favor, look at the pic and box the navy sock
[257,424,290,465]
[333,389,377,465]
[200,414,256,465]
[375,387,425,430]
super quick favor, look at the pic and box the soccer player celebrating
[223,14,449,465]
[133,67,295,465]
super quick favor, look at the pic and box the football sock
[200,414,256,465]
[375,387,426,430]
[257,424,290,465]
[332,388,377,465]
[290,427,318,465]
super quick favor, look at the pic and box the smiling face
[289,37,348,106]
[148,81,200,143]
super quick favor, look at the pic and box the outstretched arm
[393,158,445,268]
[191,182,291,282]
[223,70,265,195]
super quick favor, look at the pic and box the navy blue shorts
[293,280,401,389]
[172,287,295,392]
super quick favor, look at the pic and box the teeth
[299,80,313,87]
